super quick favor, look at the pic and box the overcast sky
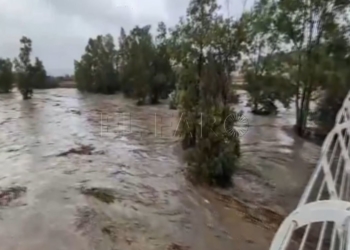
[0,0,254,76]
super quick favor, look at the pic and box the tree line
[72,0,350,187]
[74,24,176,105]
[0,37,59,98]
[241,0,350,138]
[74,0,244,187]
[1,0,349,187]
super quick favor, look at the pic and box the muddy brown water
[0,89,320,250]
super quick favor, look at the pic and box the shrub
[184,111,240,187]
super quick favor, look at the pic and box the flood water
[0,89,320,250]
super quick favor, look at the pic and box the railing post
[270,93,350,250]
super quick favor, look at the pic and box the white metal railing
[270,92,350,250]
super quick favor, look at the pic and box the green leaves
[31,57,47,89]
[169,0,242,186]
[75,34,119,94]
[75,23,175,103]
[118,24,174,103]
[14,36,46,99]
[0,58,13,93]
[242,0,350,135]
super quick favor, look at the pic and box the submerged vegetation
[0,37,61,98]
[80,187,116,204]
[168,0,243,186]
[0,0,349,187]
[0,58,14,93]
[14,37,48,99]
[73,0,243,186]
[241,0,350,138]
[74,24,175,105]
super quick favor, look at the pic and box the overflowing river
[0,89,320,250]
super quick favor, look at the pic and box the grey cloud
[164,0,188,25]
[0,0,250,76]
[45,0,134,31]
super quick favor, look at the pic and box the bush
[185,139,240,187]
[312,89,345,133]
[184,111,240,187]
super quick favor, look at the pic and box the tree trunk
[295,110,306,136]
[151,91,159,104]
[254,100,258,111]
[191,43,204,148]
[295,52,302,121]
[295,108,305,136]
[22,91,29,100]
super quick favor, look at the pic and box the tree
[75,27,175,103]
[0,58,14,93]
[151,22,176,103]
[313,25,350,134]
[241,0,350,134]
[169,0,243,187]
[31,57,47,89]
[273,0,350,135]
[74,34,119,94]
[117,24,175,105]
[128,25,155,104]
[14,36,34,99]
[242,0,293,115]
[117,27,132,96]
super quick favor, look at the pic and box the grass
[80,187,115,204]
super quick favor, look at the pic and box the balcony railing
[270,92,350,250]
